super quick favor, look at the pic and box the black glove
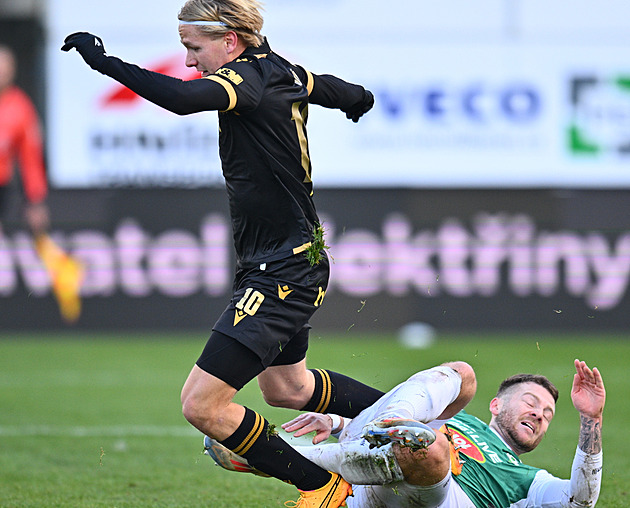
[345,89,374,123]
[61,32,108,70]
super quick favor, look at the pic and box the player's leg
[180,363,243,441]
[299,429,455,507]
[182,331,343,494]
[257,326,384,417]
[392,431,452,486]
[295,440,405,485]
[436,361,477,420]
[357,432,466,507]
[292,362,474,487]
[342,361,476,439]
[203,431,467,508]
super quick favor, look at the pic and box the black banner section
[1,188,629,331]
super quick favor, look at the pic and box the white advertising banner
[46,0,630,188]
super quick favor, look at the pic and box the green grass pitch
[0,331,627,507]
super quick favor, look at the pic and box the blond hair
[178,0,264,47]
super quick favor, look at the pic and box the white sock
[295,441,404,485]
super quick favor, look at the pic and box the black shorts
[197,252,330,388]
[196,327,310,390]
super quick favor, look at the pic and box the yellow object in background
[34,234,84,323]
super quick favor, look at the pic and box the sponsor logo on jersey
[448,429,486,463]
[216,68,244,85]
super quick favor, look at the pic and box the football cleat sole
[361,418,436,451]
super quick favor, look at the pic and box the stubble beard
[495,409,540,455]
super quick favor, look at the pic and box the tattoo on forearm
[578,415,602,454]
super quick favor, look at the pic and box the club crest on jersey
[448,429,486,463]
[278,284,293,300]
[216,67,244,85]
[234,288,265,326]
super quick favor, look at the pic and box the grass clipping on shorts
[305,223,329,266]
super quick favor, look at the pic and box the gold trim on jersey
[292,242,312,255]
[291,101,311,182]
[314,286,326,307]
[305,70,315,95]
[205,75,237,111]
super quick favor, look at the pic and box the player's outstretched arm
[571,359,605,454]
[552,360,604,507]
[561,360,605,506]
[518,360,604,507]
[61,32,230,115]
[299,69,374,122]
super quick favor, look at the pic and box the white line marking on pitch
[0,425,199,437]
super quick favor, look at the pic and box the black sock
[302,369,385,418]
[220,407,331,491]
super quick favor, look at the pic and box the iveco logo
[376,82,542,123]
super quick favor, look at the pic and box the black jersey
[96,38,370,267]
[205,41,318,266]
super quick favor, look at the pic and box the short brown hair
[496,374,559,403]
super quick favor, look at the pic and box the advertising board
[47,0,630,188]
[2,188,629,331]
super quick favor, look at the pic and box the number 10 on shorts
[234,288,265,326]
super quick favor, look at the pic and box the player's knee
[453,361,477,404]
[443,360,475,381]
[181,393,203,426]
[181,393,222,432]
[440,361,477,417]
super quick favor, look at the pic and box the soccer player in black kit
[62,0,380,505]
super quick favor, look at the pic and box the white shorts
[348,472,475,508]
[340,366,474,507]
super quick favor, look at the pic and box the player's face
[491,382,556,454]
[179,25,230,76]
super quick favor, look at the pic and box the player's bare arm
[572,359,605,455]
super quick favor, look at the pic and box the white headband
[179,20,228,26]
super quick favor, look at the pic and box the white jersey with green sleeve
[446,411,540,508]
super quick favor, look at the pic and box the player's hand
[571,359,605,420]
[282,412,334,444]
[345,89,374,122]
[61,32,108,70]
